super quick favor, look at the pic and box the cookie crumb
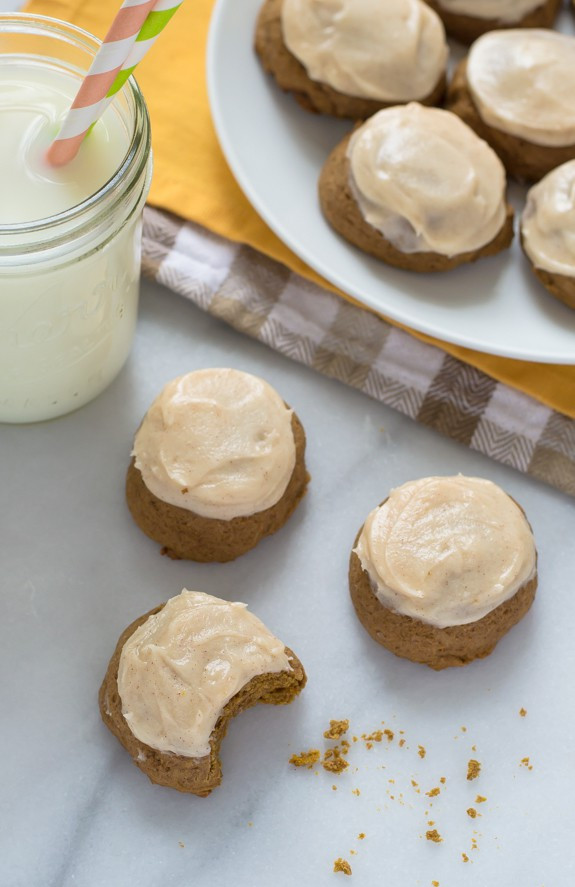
[324,720,350,740]
[418,745,427,759]
[467,808,478,819]
[289,749,320,769]
[333,858,352,876]
[332,784,338,791]
[323,758,349,774]
[519,708,527,717]
[462,853,470,863]
[399,738,406,747]
[432,881,440,886]
[426,787,440,798]
[323,745,349,773]
[439,777,446,785]
[520,757,533,771]
[352,788,361,796]
[358,833,365,840]
[384,729,394,742]
[461,726,467,733]
[466,760,481,781]
[426,829,443,844]
[178,841,185,848]
[362,730,383,744]
[475,795,487,804]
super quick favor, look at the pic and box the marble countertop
[2,276,575,887]
[2,0,575,880]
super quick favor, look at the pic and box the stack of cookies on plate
[256,0,575,308]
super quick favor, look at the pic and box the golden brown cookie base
[254,0,446,118]
[126,412,309,562]
[99,605,307,795]
[520,233,575,310]
[424,0,560,44]
[529,267,575,310]
[447,60,575,183]
[318,132,514,273]
[349,546,537,670]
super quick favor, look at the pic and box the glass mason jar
[0,13,152,423]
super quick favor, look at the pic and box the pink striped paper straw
[46,0,157,167]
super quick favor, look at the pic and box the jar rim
[0,12,151,239]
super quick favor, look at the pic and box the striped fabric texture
[142,206,575,499]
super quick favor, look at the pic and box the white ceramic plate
[207,1,575,364]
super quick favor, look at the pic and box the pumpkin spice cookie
[319,103,513,273]
[423,0,560,44]
[126,368,309,562]
[447,30,575,182]
[254,0,448,118]
[521,160,575,310]
[99,590,307,795]
[349,477,537,670]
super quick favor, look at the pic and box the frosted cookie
[521,161,575,310]
[254,0,448,118]
[424,0,560,44]
[349,477,537,670]
[126,369,309,562]
[447,30,575,182]
[319,103,513,273]
[99,590,306,795]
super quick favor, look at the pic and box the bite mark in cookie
[99,590,307,795]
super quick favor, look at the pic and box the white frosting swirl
[354,476,536,629]
[281,0,447,102]
[118,590,292,758]
[522,160,575,276]
[467,30,575,147]
[434,0,545,22]
[346,103,507,256]
[132,369,296,520]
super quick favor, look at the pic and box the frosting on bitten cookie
[467,30,575,148]
[118,590,292,757]
[521,160,575,276]
[432,0,546,21]
[354,476,537,629]
[132,369,296,520]
[281,0,447,102]
[346,104,507,256]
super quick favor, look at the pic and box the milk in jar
[0,14,152,423]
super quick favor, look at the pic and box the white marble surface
[2,1,575,882]
[2,276,575,887]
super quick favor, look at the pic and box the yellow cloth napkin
[25,0,575,418]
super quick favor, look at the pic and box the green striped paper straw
[107,0,184,98]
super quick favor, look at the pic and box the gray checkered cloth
[142,206,575,498]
